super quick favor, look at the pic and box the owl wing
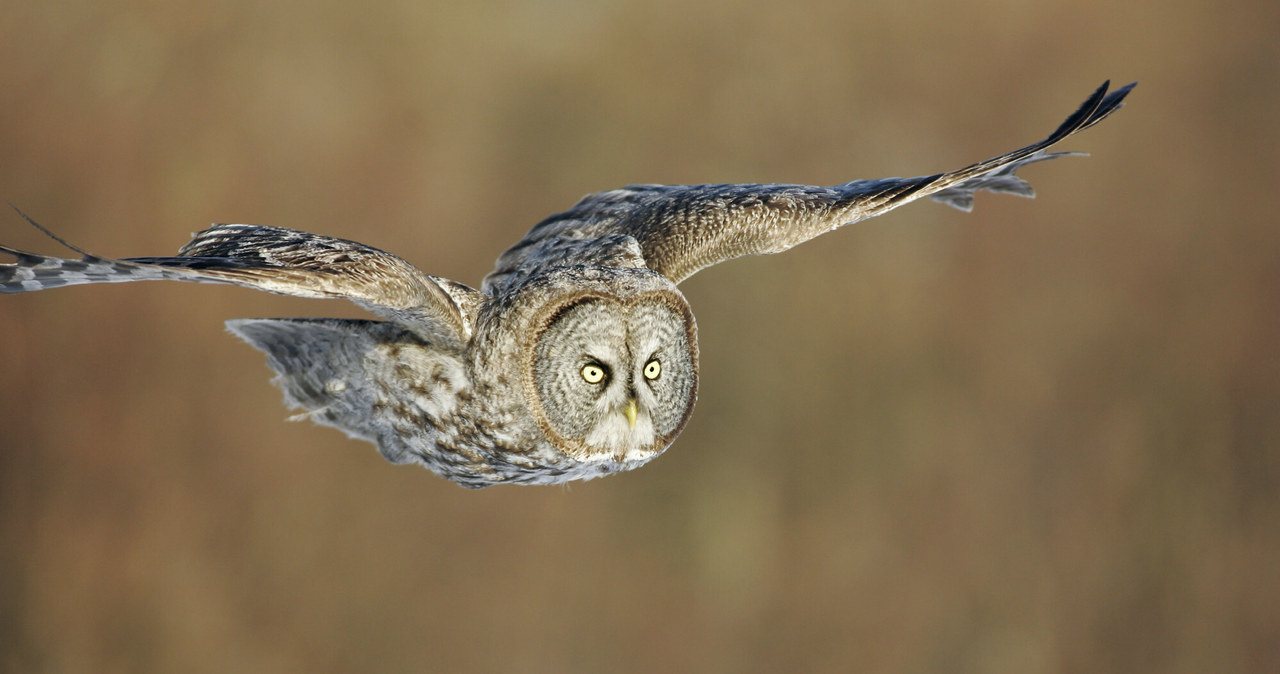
[1,218,481,346]
[486,80,1134,289]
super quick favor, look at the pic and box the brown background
[2,1,1277,672]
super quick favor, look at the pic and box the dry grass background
[1,0,1277,672]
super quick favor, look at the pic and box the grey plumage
[1,81,1134,487]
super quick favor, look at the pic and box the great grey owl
[1,81,1133,488]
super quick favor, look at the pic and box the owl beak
[623,399,638,429]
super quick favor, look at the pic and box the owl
[1,81,1133,488]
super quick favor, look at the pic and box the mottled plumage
[1,81,1134,487]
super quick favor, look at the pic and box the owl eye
[581,363,607,384]
[643,359,661,381]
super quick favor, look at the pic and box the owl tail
[226,318,455,466]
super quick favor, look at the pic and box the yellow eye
[643,359,661,380]
[581,364,606,384]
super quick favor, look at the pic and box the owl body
[225,260,697,487]
[0,81,1133,487]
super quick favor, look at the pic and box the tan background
[2,1,1277,672]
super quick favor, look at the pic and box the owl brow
[538,294,605,332]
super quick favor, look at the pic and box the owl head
[503,266,698,466]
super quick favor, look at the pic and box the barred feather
[1,222,481,347]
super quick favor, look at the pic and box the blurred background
[1,0,1276,672]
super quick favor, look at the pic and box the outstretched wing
[486,80,1135,290]
[1,218,481,346]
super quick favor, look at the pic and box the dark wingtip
[1090,80,1137,124]
[1046,80,1137,143]
[1045,81,1109,140]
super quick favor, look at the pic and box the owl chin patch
[583,410,660,462]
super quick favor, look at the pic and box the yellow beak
[623,399,638,429]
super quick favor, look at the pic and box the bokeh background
[1,1,1276,672]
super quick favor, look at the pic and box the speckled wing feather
[1,221,480,346]
[225,318,487,479]
[486,81,1134,291]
